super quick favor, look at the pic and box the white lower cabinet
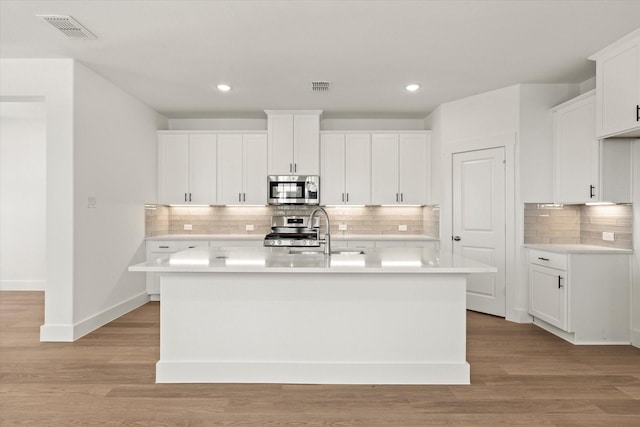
[527,248,630,344]
[146,240,210,300]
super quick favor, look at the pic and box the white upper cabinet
[320,133,371,205]
[589,29,640,138]
[217,134,267,205]
[158,133,217,205]
[266,110,321,175]
[371,132,430,205]
[552,91,631,203]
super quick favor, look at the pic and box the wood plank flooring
[1,291,639,426]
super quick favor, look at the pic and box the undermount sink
[288,249,365,256]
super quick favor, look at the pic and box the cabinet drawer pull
[159,246,169,249]
[188,246,196,249]
[538,257,550,261]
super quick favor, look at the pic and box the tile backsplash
[145,205,440,238]
[524,203,632,249]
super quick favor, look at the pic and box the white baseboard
[156,361,471,385]
[507,307,532,324]
[40,292,150,342]
[1,279,45,291]
[631,327,640,349]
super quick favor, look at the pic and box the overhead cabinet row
[551,90,632,204]
[320,132,431,206]
[158,130,431,206]
[589,28,640,138]
[158,132,267,205]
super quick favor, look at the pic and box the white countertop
[524,243,633,254]
[146,234,439,242]
[130,246,494,274]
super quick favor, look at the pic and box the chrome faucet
[309,207,331,255]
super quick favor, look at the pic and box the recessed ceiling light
[217,84,231,92]
[405,84,420,92]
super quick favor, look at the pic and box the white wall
[632,141,640,347]
[0,102,46,290]
[72,62,167,336]
[1,58,76,340]
[0,59,167,341]
[169,118,266,130]
[321,118,426,131]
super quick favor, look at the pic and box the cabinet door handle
[189,193,192,202]
[184,193,187,202]
[243,193,246,202]
[346,193,349,202]
[589,185,595,199]
[289,163,293,173]
[538,257,550,261]
[294,163,297,173]
[396,193,399,202]
[558,275,564,289]
[342,193,345,202]
[636,104,639,122]
[238,193,242,202]
[401,193,404,202]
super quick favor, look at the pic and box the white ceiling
[1,0,640,119]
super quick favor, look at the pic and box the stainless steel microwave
[267,175,319,205]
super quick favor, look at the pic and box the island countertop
[129,246,496,274]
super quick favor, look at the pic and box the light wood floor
[1,291,639,426]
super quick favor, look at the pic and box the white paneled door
[452,147,506,317]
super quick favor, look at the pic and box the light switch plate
[246,224,254,231]
[603,232,615,241]
[338,224,347,231]
[184,224,193,231]
[398,224,408,231]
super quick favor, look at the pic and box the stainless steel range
[263,215,320,247]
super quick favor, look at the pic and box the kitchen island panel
[157,272,469,384]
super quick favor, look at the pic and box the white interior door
[452,147,506,317]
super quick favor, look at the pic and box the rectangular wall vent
[38,15,97,39]
[311,81,330,92]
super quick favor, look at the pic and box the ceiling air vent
[38,15,97,39]
[311,81,330,92]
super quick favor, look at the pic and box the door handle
[452,236,461,241]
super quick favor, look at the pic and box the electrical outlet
[245,224,254,231]
[87,196,96,209]
[183,224,193,231]
[338,224,347,231]
[398,224,408,231]
[602,232,615,241]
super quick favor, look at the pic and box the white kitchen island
[129,246,495,385]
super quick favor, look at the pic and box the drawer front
[148,240,208,253]
[528,249,567,270]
